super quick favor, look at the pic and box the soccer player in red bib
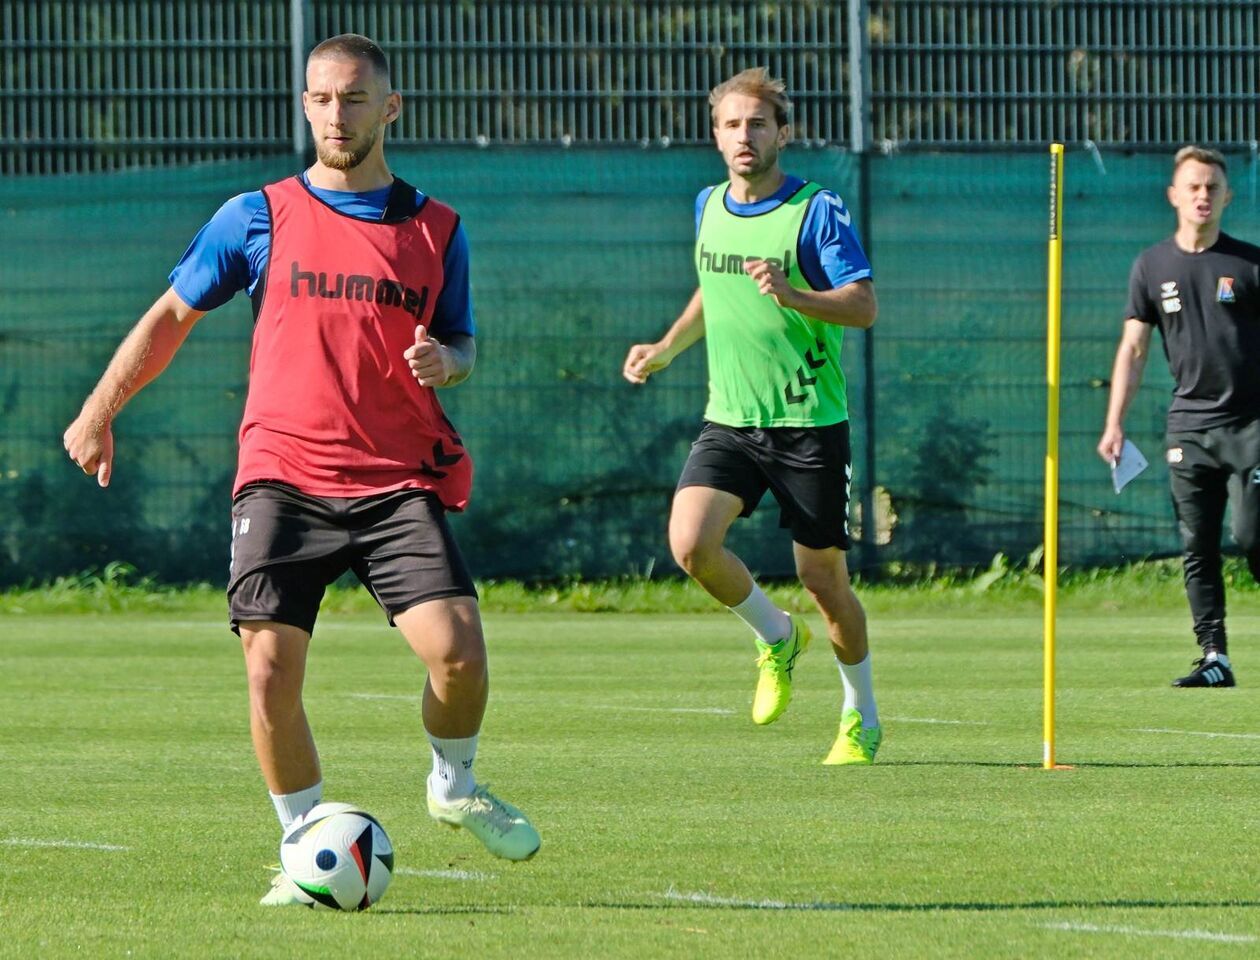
[63,34,540,904]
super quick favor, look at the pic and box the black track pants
[1166,417,1260,653]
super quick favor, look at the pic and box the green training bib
[695,180,848,427]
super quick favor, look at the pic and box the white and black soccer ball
[280,802,394,911]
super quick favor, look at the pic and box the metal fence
[6,1,1259,173]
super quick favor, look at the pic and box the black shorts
[227,482,477,636]
[676,420,853,550]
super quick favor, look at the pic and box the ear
[383,90,402,125]
[778,124,792,149]
[301,90,312,122]
[1166,184,1177,209]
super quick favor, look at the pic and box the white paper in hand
[1111,439,1149,494]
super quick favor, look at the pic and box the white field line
[3,838,129,852]
[1133,727,1260,741]
[396,867,495,881]
[1041,921,1257,944]
[660,888,858,911]
[886,715,992,726]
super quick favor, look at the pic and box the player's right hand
[622,343,670,384]
[1097,425,1124,466]
[63,415,115,487]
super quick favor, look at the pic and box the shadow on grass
[373,896,1260,916]
[371,905,517,917]
[634,890,1260,913]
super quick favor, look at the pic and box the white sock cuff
[728,584,791,644]
[427,733,479,803]
[836,654,879,727]
[270,780,323,830]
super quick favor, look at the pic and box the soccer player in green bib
[623,68,881,764]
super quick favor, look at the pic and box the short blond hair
[709,67,791,128]
[1172,145,1227,181]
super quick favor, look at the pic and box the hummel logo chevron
[784,341,828,405]
[419,439,464,479]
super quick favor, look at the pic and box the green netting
[3,148,1257,584]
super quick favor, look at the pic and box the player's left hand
[405,325,452,387]
[743,259,797,307]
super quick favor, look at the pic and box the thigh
[669,483,746,555]
[763,422,854,551]
[349,490,478,625]
[1167,432,1229,540]
[676,422,768,518]
[394,595,485,665]
[1222,419,1260,544]
[227,484,349,635]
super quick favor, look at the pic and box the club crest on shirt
[1216,276,1235,303]
[1160,280,1181,314]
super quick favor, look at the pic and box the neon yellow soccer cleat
[822,707,882,765]
[259,868,309,907]
[751,615,812,725]
[427,784,541,861]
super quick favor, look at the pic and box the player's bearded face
[315,123,380,170]
[304,56,397,171]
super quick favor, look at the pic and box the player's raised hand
[405,324,451,387]
[63,414,115,488]
[623,343,672,384]
[744,258,795,306]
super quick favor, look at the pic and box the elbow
[856,290,878,330]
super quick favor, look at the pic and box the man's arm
[742,264,877,330]
[63,287,205,487]
[622,287,705,384]
[405,328,476,388]
[1097,318,1154,463]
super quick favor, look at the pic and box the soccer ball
[280,802,394,911]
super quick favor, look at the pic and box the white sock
[269,781,322,830]
[837,655,879,728]
[1206,651,1232,668]
[427,733,478,803]
[728,584,791,644]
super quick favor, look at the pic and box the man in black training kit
[1098,145,1260,688]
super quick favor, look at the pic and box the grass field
[4,586,1260,958]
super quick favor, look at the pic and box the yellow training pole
[1043,143,1064,770]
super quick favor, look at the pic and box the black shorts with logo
[227,482,477,635]
[676,420,853,551]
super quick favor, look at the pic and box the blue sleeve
[695,186,716,237]
[168,191,269,311]
[797,190,873,292]
[429,221,475,339]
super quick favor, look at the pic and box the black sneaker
[1172,657,1236,688]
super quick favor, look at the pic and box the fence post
[848,0,877,571]
[290,0,313,162]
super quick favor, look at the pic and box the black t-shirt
[1125,232,1260,430]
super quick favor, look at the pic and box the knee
[1179,520,1220,558]
[795,555,844,599]
[1233,522,1260,558]
[241,638,303,713]
[427,633,488,686]
[670,528,716,578]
